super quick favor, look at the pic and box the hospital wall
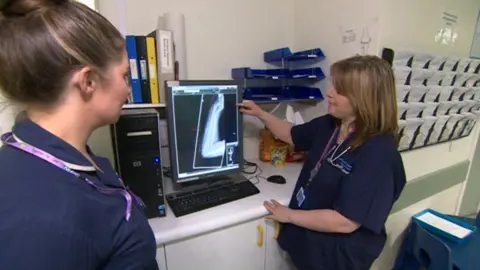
[294,0,480,269]
[0,0,477,268]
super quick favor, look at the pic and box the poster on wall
[470,10,480,59]
[435,10,459,47]
[337,17,379,58]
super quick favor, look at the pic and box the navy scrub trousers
[0,118,158,270]
[277,114,406,270]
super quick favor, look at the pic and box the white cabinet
[264,220,295,270]
[165,219,266,270]
[156,245,167,270]
[163,218,296,270]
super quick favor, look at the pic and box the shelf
[289,68,325,80]
[243,86,324,102]
[122,103,166,109]
[263,47,325,63]
[231,68,288,80]
[232,67,325,80]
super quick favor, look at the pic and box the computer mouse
[267,175,286,184]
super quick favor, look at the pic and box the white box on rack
[398,102,409,119]
[428,115,450,144]
[457,58,472,73]
[406,102,426,118]
[442,72,456,86]
[468,59,480,73]
[412,52,434,69]
[443,57,460,72]
[427,71,445,86]
[396,85,411,102]
[437,101,454,116]
[454,73,473,87]
[398,118,424,150]
[461,112,478,137]
[441,114,465,141]
[414,116,437,148]
[429,56,448,71]
[423,102,438,117]
[411,68,435,85]
[451,87,469,101]
[462,88,476,101]
[392,49,414,67]
[394,66,412,85]
[410,85,429,102]
[424,86,442,102]
[438,86,455,102]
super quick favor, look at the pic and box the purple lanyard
[305,126,352,189]
[1,132,144,221]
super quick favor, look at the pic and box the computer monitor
[166,80,243,183]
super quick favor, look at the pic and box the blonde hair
[330,55,399,149]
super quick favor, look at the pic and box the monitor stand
[168,172,247,195]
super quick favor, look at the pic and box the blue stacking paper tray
[231,67,288,80]
[243,87,288,102]
[264,47,326,63]
[287,86,324,100]
[289,68,326,80]
[413,208,477,244]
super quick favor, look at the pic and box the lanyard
[1,132,144,221]
[304,126,352,190]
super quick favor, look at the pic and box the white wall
[99,0,295,80]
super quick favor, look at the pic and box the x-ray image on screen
[171,86,239,178]
[193,93,226,169]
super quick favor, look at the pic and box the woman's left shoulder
[357,134,401,161]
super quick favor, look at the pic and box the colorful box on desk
[259,128,305,163]
[413,208,477,244]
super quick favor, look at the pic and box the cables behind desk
[242,159,267,185]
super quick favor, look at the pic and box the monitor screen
[166,81,242,183]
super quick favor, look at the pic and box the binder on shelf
[146,37,160,104]
[125,35,143,103]
[148,16,175,104]
[135,36,152,103]
[263,47,325,63]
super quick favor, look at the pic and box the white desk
[148,160,303,245]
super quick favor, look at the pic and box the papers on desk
[416,212,472,239]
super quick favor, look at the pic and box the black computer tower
[111,108,166,218]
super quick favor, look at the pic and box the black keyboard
[166,180,260,217]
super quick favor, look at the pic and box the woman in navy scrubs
[240,55,406,270]
[0,0,157,269]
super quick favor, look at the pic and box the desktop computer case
[111,108,166,218]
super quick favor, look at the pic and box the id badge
[296,187,306,208]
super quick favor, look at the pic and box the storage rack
[231,47,326,103]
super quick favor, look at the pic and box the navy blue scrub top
[278,114,406,270]
[0,118,158,270]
